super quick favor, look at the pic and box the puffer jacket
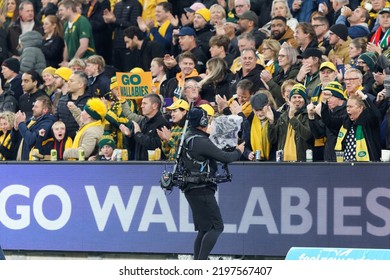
[19,30,46,74]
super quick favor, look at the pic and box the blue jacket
[12,113,57,160]
[288,0,329,23]
[335,15,370,39]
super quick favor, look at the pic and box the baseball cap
[199,104,215,117]
[166,99,190,111]
[178,27,196,37]
[184,2,206,13]
[379,7,390,14]
[298,48,323,59]
[320,61,337,72]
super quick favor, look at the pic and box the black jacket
[311,102,347,161]
[87,72,111,97]
[55,92,92,139]
[111,0,142,49]
[160,75,202,98]
[131,111,170,160]
[42,36,65,67]
[19,89,47,120]
[0,88,18,113]
[128,39,165,71]
[4,74,23,101]
[229,64,266,97]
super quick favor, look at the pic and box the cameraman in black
[182,107,244,260]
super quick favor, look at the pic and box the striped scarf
[0,131,12,160]
[370,26,390,50]
[335,125,370,161]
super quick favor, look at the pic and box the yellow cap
[166,99,190,111]
[320,61,336,72]
[199,104,215,116]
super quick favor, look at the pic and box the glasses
[344,77,359,82]
[184,85,199,90]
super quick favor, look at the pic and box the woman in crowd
[260,43,300,106]
[334,92,381,162]
[209,4,226,27]
[0,111,15,160]
[42,15,65,68]
[157,99,189,161]
[42,66,57,98]
[277,79,297,113]
[199,57,233,104]
[260,39,281,75]
[0,0,19,30]
[150,57,167,95]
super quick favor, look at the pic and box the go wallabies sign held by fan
[117,72,153,99]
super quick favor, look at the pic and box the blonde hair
[85,55,106,73]
[0,111,15,128]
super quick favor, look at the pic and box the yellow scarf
[283,123,297,161]
[250,116,270,160]
[17,120,37,161]
[72,120,102,148]
[150,19,171,41]
[227,99,252,118]
[335,125,370,161]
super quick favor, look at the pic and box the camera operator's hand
[236,142,245,154]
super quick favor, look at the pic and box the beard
[271,30,284,40]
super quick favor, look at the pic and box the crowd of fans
[0,0,390,162]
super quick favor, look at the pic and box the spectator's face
[21,73,37,93]
[155,5,167,23]
[193,14,207,30]
[379,12,390,30]
[19,4,34,22]
[346,98,363,121]
[328,31,340,45]
[277,49,289,67]
[327,95,341,110]
[294,27,308,46]
[124,36,137,50]
[0,118,11,133]
[32,100,46,118]
[237,38,255,52]
[1,66,14,80]
[320,68,337,86]
[85,63,99,77]
[7,0,16,12]
[348,7,366,24]
[273,2,287,17]
[179,35,195,51]
[254,107,267,120]
[234,0,250,16]
[349,43,362,59]
[100,145,114,158]
[52,123,66,141]
[372,0,386,12]
[54,75,65,89]
[179,58,195,75]
[184,81,200,101]
[240,50,257,72]
[344,72,362,95]
[170,108,187,124]
[209,44,224,58]
[67,74,83,93]
[43,73,55,87]
[43,17,55,35]
[271,19,287,40]
[236,88,251,105]
[150,60,164,77]
[211,7,224,25]
[289,94,305,110]
[311,19,327,37]
[141,97,156,118]
[282,85,293,102]
[57,5,66,21]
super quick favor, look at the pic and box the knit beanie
[55,67,72,81]
[195,8,211,22]
[358,52,378,72]
[42,66,56,76]
[330,24,348,41]
[98,134,116,150]
[2,58,20,73]
[84,98,107,121]
[323,81,347,101]
[289,84,307,103]
[188,107,208,127]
